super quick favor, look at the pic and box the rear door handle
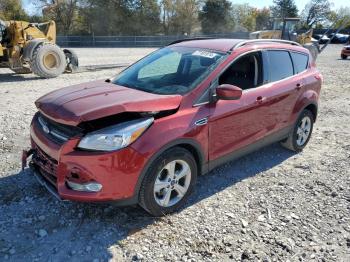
[256,96,266,103]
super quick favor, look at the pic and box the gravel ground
[0,46,349,262]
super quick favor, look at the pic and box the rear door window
[290,52,309,74]
[267,50,294,82]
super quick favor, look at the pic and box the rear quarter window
[291,52,309,74]
[267,50,294,82]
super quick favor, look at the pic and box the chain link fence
[56,32,250,47]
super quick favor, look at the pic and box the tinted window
[268,50,294,82]
[219,52,263,90]
[291,52,308,74]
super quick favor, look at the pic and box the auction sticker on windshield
[192,50,218,58]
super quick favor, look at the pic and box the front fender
[290,90,318,123]
[23,39,47,61]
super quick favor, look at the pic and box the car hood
[35,80,182,126]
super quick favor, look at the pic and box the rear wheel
[281,109,314,152]
[63,49,79,73]
[30,43,66,78]
[341,54,347,59]
[139,147,197,216]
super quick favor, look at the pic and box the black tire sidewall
[291,110,314,152]
[31,44,66,78]
[140,148,197,216]
[63,49,79,72]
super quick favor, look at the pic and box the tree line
[1,0,350,36]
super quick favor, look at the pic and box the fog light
[66,181,102,192]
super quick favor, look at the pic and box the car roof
[170,38,308,54]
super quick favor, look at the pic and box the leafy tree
[199,0,234,34]
[161,0,201,35]
[129,0,161,35]
[37,0,79,35]
[0,0,28,20]
[301,0,331,28]
[328,7,350,29]
[271,0,298,19]
[175,0,201,35]
[232,4,255,32]
[254,7,271,30]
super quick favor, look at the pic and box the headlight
[78,117,153,151]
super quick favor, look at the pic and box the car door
[208,51,271,162]
[262,50,304,132]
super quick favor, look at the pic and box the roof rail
[231,39,301,51]
[167,37,215,46]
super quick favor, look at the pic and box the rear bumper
[27,121,149,204]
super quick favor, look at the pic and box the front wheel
[139,147,197,216]
[30,43,66,78]
[281,109,314,152]
[341,54,347,59]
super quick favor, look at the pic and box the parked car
[23,39,322,216]
[313,34,330,44]
[328,33,350,44]
[341,45,350,59]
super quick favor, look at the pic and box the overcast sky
[22,0,348,16]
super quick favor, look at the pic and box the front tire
[30,43,66,78]
[281,109,314,152]
[341,54,347,59]
[139,147,197,216]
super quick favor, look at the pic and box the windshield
[112,46,226,95]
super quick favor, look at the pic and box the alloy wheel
[296,115,312,146]
[153,160,191,207]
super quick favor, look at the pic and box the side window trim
[262,50,270,85]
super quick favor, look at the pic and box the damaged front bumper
[23,122,149,205]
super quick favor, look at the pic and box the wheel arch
[304,103,318,122]
[133,138,207,200]
[291,90,319,123]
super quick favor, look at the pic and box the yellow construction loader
[249,17,337,60]
[0,19,78,78]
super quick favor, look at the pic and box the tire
[139,147,197,216]
[63,49,79,73]
[30,43,66,78]
[341,54,347,60]
[11,67,32,74]
[281,109,314,152]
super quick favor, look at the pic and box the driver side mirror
[216,84,242,100]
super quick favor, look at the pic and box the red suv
[341,44,350,59]
[23,39,322,216]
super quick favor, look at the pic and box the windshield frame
[111,46,228,96]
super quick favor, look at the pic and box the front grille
[34,112,83,145]
[346,47,350,51]
[32,145,58,187]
